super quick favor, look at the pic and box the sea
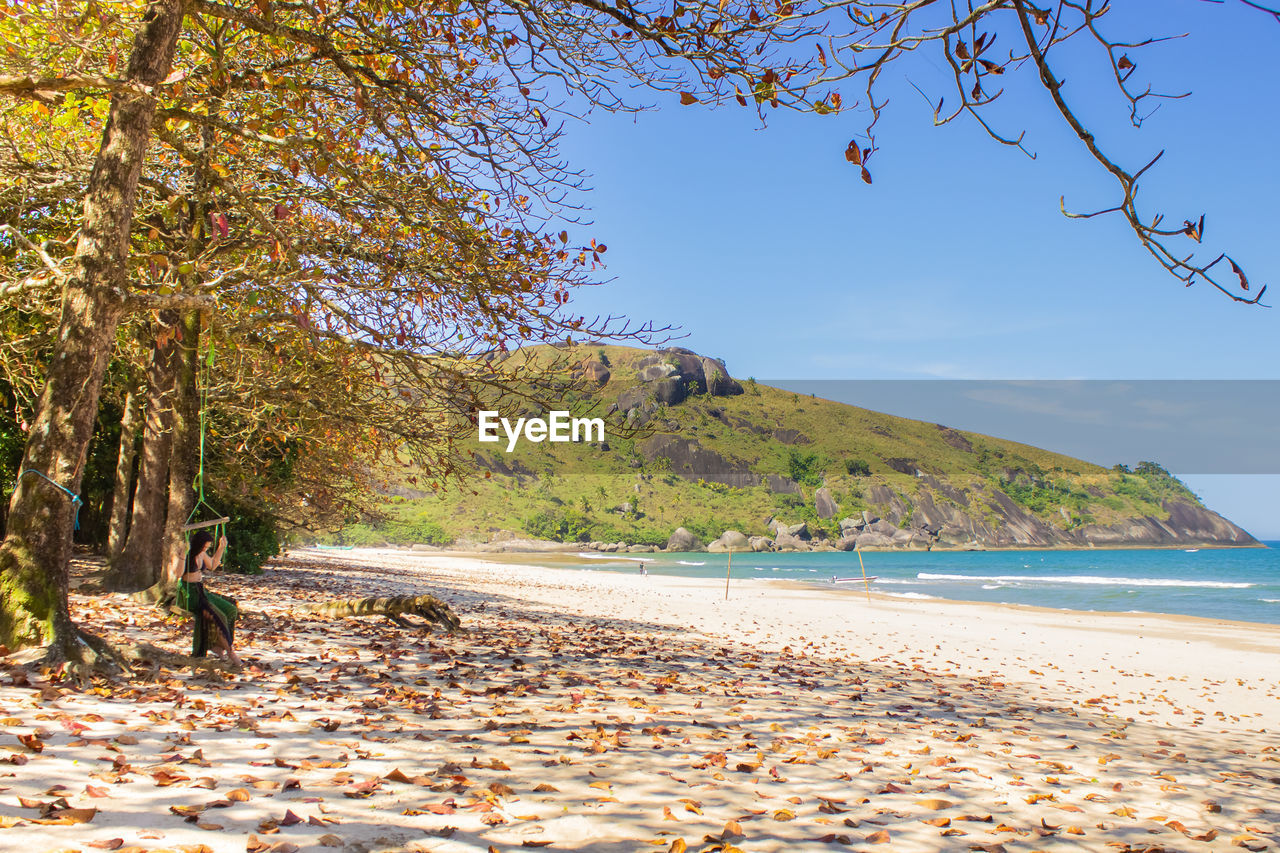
[539,542,1280,626]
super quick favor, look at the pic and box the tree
[0,0,186,661]
[0,0,795,661]
[786,0,1271,303]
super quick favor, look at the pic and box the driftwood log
[304,594,462,631]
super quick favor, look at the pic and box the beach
[2,548,1279,852]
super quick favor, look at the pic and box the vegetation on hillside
[332,346,1211,547]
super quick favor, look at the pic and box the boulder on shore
[783,522,810,540]
[748,536,776,552]
[815,488,838,519]
[854,531,894,549]
[708,530,751,552]
[774,531,812,551]
[838,516,864,534]
[666,527,703,552]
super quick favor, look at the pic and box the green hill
[336,345,1255,551]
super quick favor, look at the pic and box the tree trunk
[105,389,142,561]
[0,1,185,656]
[110,314,179,590]
[304,594,462,632]
[159,311,201,590]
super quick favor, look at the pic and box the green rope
[185,337,225,543]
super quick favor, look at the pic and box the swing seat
[182,516,231,533]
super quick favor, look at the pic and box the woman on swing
[177,530,242,664]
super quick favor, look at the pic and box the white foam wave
[885,592,937,600]
[1261,599,1280,604]
[915,573,1254,589]
[577,552,646,562]
[677,560,706,566]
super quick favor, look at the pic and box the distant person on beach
[640,561,648,575]
[177,530,241,664]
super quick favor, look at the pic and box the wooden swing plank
[182,516,230,532]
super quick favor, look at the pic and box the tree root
[303,594,462,632]
[8,630,237,686]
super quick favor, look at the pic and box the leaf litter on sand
[0,551,1278,851]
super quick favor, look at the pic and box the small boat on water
[1185,548,1200,553]
[832,576,879,583]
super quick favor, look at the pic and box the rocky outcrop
[935,424,974,453]
[634,349,744,398]
[708,530,751,552]
[774,531,812,551]
[576,359,611,387]
[748,536,776,552]
[768,520,810,540]
[772,428,810,445]
[666,527,703,552]
[617,349,744,425]
[815,488,838,519]
[1075,500,1256,547]
[766,474,802,495]
[638,435,760,488]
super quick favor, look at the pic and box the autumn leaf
[915,798,954,810]
[1227,256,1250,291]
[680,92,698,105]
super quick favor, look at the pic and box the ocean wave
[1261,599,1280,604]
[677,560,706,566]
[915,572,1254,589]
[885,592,937,600]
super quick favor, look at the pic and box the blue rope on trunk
[19,469,83,530]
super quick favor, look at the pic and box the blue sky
[552,2,1280,536]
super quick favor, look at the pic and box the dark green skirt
[176,580,237,658]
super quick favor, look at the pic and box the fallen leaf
[916,798,954,810]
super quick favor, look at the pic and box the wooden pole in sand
[856,547,871,603]
[725,550,732,600]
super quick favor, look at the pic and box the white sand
[1,547,1278,852]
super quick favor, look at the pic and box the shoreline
[407,544,1280,629]
[356,540,1270,556]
